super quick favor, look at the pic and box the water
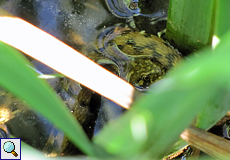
[0,0,170,156]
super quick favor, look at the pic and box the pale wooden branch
[181,125,230,159]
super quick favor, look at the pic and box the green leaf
[0,41,99,156]
[214,0,230,38]
[93,58,215,158]
[166,0,215,54]
[195,86,230,130]
[94,29,230,159]
[195,28,230,130]
[2,0,230,158]
[165,0,230,133]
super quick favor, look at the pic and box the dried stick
[181,125,230,159]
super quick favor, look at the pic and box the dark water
[0,0,169,156]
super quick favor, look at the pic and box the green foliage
[166,0,215,54]
[214,0,230,38]
[94,29,230,158]
[0,41,100,157]
[1,0,230,159]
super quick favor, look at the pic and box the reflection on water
[0,0,173,156]
[106,0,167,19]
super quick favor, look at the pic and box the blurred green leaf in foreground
[0,41,101,157]
[2,0,230,159]
[94,29,230,159]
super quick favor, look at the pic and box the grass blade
[166,0,215,54]
[0,41,98,156]
[214,0,230,38]
[195,86,230,130]
[94,29,230,158]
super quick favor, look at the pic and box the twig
[181,125,230,159]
